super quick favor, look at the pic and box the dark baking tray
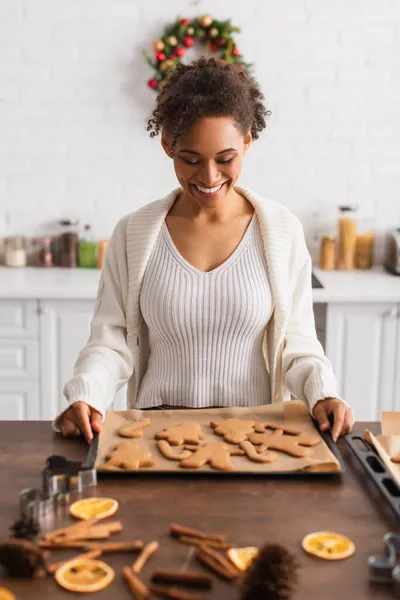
[345,434,400,519]
[87,418,345,478]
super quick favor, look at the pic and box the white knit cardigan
[62,187,345,421]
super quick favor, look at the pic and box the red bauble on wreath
[143,14,252,93]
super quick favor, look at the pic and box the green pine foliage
[144,14,252,93]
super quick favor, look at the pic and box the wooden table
[0,421,399,599]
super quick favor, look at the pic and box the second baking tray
[346,434,400,519]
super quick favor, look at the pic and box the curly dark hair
[147,57,271,154]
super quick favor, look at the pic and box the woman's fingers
[313,402,330,431]
[71,402,94,443]
[60,414,81,437]
[90,408,103,433]
[331,403,346,442]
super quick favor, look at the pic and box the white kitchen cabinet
[326,303,400,421]
[0,380,40,419]
[39,300,127,421]
[0,300,38,338]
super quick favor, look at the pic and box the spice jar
[78,224,97,269]
[319,235,336,270]
[337,206,357,270]
[58,220,79,267]
[34,237,53,267]
[4,236,27,267]
[355,232,375,269]
[97,240,108,269]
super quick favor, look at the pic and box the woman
[57,57,353,444]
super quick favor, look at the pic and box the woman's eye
[182,159,199,165]
[217,157,234,164]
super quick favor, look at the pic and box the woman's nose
[198,161,220,186]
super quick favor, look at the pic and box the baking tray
[345,434,400,519]
[86,417,345,478]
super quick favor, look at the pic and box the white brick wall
[1,0,399,261]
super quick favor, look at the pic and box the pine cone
[241,543,299,600]
[10,516,40,541]
[0,538,47,579]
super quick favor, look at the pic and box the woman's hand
[59,401,102,444]
[313,397,353,442]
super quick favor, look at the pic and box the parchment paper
[95,400,341,474]
[364,411,400,485]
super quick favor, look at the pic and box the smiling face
[162,116,252,208]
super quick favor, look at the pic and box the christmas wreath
[143,14,252,93]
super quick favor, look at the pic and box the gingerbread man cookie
[105,442,155,470]
[254,421,301,436]
[239,441,277,463]
[155,423,204,446]
[118,419,151,439]
[248,429,321,458]
[180,442,244,471]
[210,418,256,444]
[157,440,192,461]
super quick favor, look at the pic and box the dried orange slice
[301,531,355,560]
[0,588,16,600]
[69,497,119,521]
[227,546,258,571]
[55,559,115,593]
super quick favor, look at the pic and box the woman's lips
[191,182,227,197]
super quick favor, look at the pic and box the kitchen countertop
[0,265,400,302]
[0,420,398,599]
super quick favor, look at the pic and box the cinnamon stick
[84,521,123,539]
[44,517,98,542]
[152,570,212,589]
[122,566,150,600]
[170,524,226,543]
[44,518,122,543]
[198,545,239,576]
[177,536,234,550]
[90,541,144,553]
[132,540,159,574]
[195,547,239,581]
[39,540,91,550]
[149,584,206,600]
[47,548,102,575]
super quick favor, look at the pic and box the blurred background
[0,0,399,422]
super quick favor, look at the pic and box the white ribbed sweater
[61,187,346,424]
[136,215,273,408]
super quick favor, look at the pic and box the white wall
[1,0,399,260]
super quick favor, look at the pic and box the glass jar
[96,240,108,269]
[4,236,27,267]
[78,224,97,268]
[319,235,336,270]
[58,220,79,267]
[337,206,357,270]
[34,237,53,267]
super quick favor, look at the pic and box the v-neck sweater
[136,214,273,408]
[59,186,351,426]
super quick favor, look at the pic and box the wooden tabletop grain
[0,421,398,600]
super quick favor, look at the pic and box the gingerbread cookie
[105,442,155,470]
[249,429,321,458]
[239,441,277,463]
[118,419,151,439]
[155,423,204,446]
[254,422,301,436]
[180,442,244,471]
[210,418,256,444]
[157,440,192,461]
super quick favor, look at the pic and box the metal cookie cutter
[18,432,99,524]
[369,532,400,595]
